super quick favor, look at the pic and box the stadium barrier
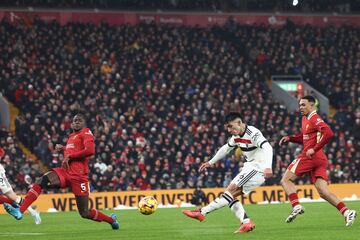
[0,183,359,213]
[1,10,360,27]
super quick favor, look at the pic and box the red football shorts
[52,167,90,196]
[287,156,328,183]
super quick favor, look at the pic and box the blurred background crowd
[0,3,359,193]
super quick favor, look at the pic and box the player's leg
[25,204,42,224]
[182,167,256,227]
[3,188,41,224]
[182,183,241,222]
[1,171,37,208]
[1,190,20,205]
[1,171,25,220]
[5,170,60,218]
[202,183,241,215]
[19,171,60,213]
[281,157,309,223]
[231,189,256,234]
[281,170,304,223]
[280,170,298,195]
[314,177,357,226]
[0,170,41,223]
[2,191,24,220]
[75,196,119,229]
[73,180,119,230]
[281,169,300,206]
[232,168,264,233]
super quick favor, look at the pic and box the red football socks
[336,202,348,215]
[20,184,42,213]
[289,193,300,208]
[89,208,114,224]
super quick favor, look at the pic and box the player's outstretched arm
[279,133,303,146]
[279,136,290,146]
[289,133,303,144]
[69,140,95,160]
[199,144,234,172]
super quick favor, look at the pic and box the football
[138,196,158,215]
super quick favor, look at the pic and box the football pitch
[0,201,358,240]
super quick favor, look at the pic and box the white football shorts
[230,164,265,195]
[0,172,13,194]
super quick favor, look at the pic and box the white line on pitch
[0,233,46,236]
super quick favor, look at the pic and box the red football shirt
[289,111,334,159]
[63,127,95,176]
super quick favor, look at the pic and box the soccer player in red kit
[279,96,356,226]
[4,113,119,229]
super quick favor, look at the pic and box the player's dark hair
[73,110,86,121]
[225,112,242,123]
[75,113,86,120]
[301,95,316,103]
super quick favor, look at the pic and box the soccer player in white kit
[182,112,273,233]
[0,163,41,224]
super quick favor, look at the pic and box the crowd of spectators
[0,128,41,193]
[0,17,359,193]
[0,0,358,14]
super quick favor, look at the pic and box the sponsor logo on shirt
[66,143,75,149]
[303,134,309,140]
[315,118,324,125]
[252,132,260,142]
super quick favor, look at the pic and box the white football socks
[16,196,37,216]
[229,200,249,223]
[200,191,250,223]
[26,205,36,215]
[201,191,234,215]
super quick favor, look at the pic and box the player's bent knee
[79,210,90,219]
[280,175,292,186]
[226,183,238,195]
[39,175,50,189]
[34,178,42,185]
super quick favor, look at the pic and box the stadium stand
[0,17,359,191]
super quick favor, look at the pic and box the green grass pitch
[0,201,358,240]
